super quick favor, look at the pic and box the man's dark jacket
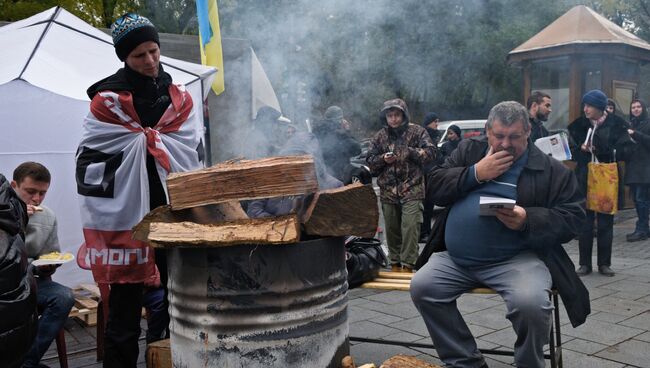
[529,117,550,142]
[416,135,590,328]
[0,174,38,368]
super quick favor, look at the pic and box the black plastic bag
[345,237,388,288]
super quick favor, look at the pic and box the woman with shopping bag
[569,90,633,277]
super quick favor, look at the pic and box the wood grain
[166,155,318,210]
[144,215,300,247]
[302,183,378,237]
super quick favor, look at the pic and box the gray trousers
[410,251,553,368]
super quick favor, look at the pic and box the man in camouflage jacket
[367,98,436,271]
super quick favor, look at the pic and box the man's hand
[475,148,513,181]
[36,264,59,278]
[26,204,43,216]
[384,152,397,165]
[495,205,527,231]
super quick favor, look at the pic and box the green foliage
[3,0,650,134]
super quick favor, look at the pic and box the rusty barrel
[166,237,349,368]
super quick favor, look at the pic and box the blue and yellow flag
[196,0,224,94]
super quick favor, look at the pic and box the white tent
[0,7,216,287]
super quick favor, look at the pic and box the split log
[301,183,378,238]
[132,202,248,242]
[143,215,300,248]
[166,155,318,210]
[380,355,441,368]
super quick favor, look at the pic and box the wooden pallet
[359,271,413,291]
[360,271,496,294]
[71,285,100,326]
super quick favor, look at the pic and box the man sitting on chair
[411,101,588,368]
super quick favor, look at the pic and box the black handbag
[345,237,388,288]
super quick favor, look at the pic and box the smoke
[213,0,574,161]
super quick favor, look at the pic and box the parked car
[437,119,486,147]
[350,138,372,167]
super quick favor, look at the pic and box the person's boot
[598,265,615,277]
[391,264,402,273]
[626,231,648,242]
[402,265,414,273]
[576,265,592,276]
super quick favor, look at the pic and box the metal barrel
[166,236,349,368]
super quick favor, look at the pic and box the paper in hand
[479,196,516,216]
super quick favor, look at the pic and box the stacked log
[134,155,379,246]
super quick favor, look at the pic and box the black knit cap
[447,124,462,138]
[111,13,160,61]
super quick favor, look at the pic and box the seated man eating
[411,101,588,368]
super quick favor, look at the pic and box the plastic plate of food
[32,251,75,266]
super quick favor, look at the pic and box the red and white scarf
[76,84,203,284]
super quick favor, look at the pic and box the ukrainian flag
[196,0,224,94]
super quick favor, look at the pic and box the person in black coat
[0,174,38,368]
[568,90,633,277]
[312,106,361,183]
[420,112,442,242]
[527,91,552,142]
[625,99,650,242]
[438,124,462,161]
[412,101,588,367]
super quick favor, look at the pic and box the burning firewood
[138,215,299,247]
[166,155,318,210]
[132,202,248,242]
[301,183,378,238]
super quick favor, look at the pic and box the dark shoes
[626,232,648,242]
[390,264,414,273]
[576,265,592,276]
[577,265,615,276]
[598,265,615,277]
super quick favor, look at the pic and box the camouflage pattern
[367,99,436,204]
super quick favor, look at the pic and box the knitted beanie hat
[422,112,439,125]
[324,106,344,122]
[111,13,160,61]
[448,124,462,138]
[582,90,607,112]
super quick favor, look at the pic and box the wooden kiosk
[507,5,650,130]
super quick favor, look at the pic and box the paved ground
[41,209,650,367]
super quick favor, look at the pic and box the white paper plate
[32,255,74,266]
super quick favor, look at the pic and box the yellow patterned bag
[586,161,618,215]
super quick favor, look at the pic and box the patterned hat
[111,13,159,61]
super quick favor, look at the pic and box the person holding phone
[366,98,435,273]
